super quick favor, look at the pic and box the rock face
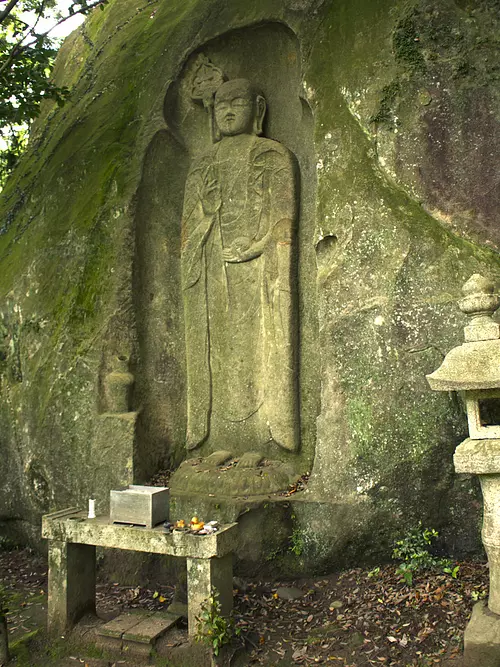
[1,0,499,566]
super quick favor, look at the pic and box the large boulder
[0,0,499,567]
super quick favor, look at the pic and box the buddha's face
[214,81,256,137]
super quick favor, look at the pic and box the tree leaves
[0,0,108,185]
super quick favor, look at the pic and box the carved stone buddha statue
[172,75,300,495]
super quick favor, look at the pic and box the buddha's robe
[181,135,298,453]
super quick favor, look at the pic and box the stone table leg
[186,554,233,637]
[47,540,96,634]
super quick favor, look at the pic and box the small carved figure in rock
[181,78,299,455]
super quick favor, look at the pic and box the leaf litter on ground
[0,549,488,665]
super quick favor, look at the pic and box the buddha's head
[214,79,266,138]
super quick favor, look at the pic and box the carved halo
[190,56,267,142]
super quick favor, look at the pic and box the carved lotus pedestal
[169,450,300,572]
[169,450,298,498]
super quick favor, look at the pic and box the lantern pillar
[427,275,500,667]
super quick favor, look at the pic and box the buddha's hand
[223,237,262,263]
[200,176,221,216]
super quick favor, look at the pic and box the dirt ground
[0,547,488,666]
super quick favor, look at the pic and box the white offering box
[110,485,169,528]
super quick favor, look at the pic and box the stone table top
[42,508,238,558]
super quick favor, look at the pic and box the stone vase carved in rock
[104,356,134,414]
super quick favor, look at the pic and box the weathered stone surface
[428,277,500,396]
[47,540,96,634]
[1,0,500,565]
[186,554,233,637]
[110,485,169,528]
[42,510,238,559]
[238,452,265,469]
[479,476,500,616]
[45,510,236,639]
[455,439,500,475]
[98,611,144,639]
[464,601,500,667]
[276,586,303,600]
[118,610,180,643]
[182,76,299,456]
[170,457,297,497]
[205,451,233,468]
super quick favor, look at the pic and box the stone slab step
[123,613,180,644]
[98,609,181,645]
[98,611,150,639]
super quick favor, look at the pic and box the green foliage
[0,0,108,185]
[392,523,460,586]
[442,563,460,579]
[288,527,304,557]
[471,589,487,602]
[367,566,380,579]
[265,545,282,562]
[0,534,18,551]
[195,588,239,656]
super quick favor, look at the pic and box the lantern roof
[427,274,500,392]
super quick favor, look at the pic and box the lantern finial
[459,274,500,342]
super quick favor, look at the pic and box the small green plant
[195,588,240,656]
[0,535,18,552]
[392,523,459,586]
[265,545,283,562]
[367,566,380,579]
[442,564,460,579]
[289,527,304,557]
[471,589,487,602]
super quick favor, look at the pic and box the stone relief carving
[181,62,299,456]
[103,355,134,414]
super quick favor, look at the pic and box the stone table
[42,508,237,636]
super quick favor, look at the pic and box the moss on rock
[0,0,499,569]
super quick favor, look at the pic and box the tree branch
[0,0,106,78]
[28,0,107,42]
[0,0,22,25]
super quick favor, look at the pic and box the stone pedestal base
[464,601,500,667]
[170,454,297,497]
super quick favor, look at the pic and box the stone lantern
[427,274,500,666]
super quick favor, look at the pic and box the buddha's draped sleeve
[180,154,216,449]
[181,156,217,289]
[252,139,299,452]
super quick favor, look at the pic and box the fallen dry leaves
[232,561,488,665]
[0,549,489,666]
